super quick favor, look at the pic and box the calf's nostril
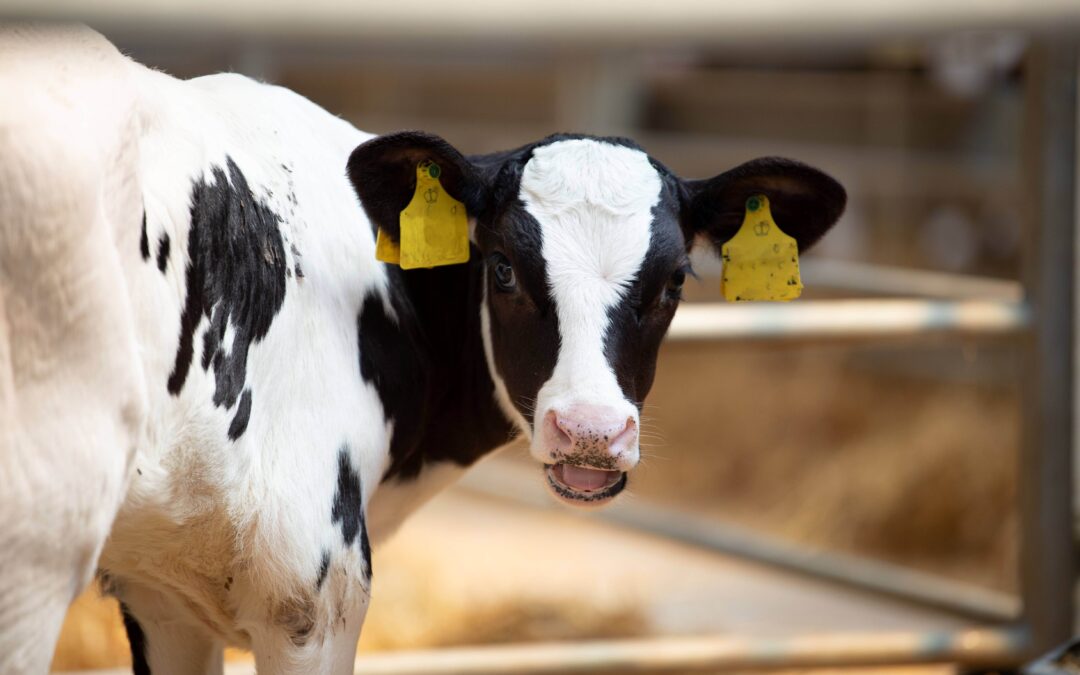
[609,418,638,456]
[555,426,574,449]
[546,410,575,451]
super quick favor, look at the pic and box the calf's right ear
[347,131,489,243]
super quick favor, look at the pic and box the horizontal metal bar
[7,1,1080,46]
[667,299,1029,342]
[594,490,1023,624]
[69,626,1030,675]
[458,460,1021,624]
[347,627,1030,674]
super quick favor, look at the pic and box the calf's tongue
[558,464,618,491]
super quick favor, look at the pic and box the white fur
[518,139,660,465]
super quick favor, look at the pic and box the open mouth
[544,463,627,505]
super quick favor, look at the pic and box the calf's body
[0,25,844,674]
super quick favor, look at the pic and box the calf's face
[349,133,845,507]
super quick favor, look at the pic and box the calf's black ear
[681,157,846,253]
[347,131,489,242]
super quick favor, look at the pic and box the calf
[0,25,845,675]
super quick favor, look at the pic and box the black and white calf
[0,25,845,674]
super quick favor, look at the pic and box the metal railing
[79,627,1028,675]
[667,298,1028,342]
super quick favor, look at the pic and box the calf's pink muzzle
[537,404,638,504]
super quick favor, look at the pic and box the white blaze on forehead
[521,139,660,302]
[519,139,661,440]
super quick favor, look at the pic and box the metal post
[1019,40,1077,658]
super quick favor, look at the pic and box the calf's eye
[665,268,686,301]
[490,254,517,292]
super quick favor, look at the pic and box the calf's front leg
[247,546,372,675]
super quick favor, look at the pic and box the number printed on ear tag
[720,194,803,302]
[396,160,470,269]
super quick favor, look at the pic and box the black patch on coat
[120,603,151,675]
[290,243,304,280]
[140,211,150,261]
[357,283,428,477]
[316,550,330,590]
[228,389,252,441]
[156,233,170,272]
[330,448,373,579]
[359,516,372,579]
[166,157,288,421]
[331,451,365,546]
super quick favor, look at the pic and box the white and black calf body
[0,25,845,674]
[102,73,384,670]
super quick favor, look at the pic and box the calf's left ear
[347,131,489,243]
[681,157,846,253]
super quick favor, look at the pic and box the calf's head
[349,132,845,506]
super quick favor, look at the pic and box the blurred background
[3,1,1077,672]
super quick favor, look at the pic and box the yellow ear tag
[395,160,469,270]
[375,227,401,264]
[720,194,802,302]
